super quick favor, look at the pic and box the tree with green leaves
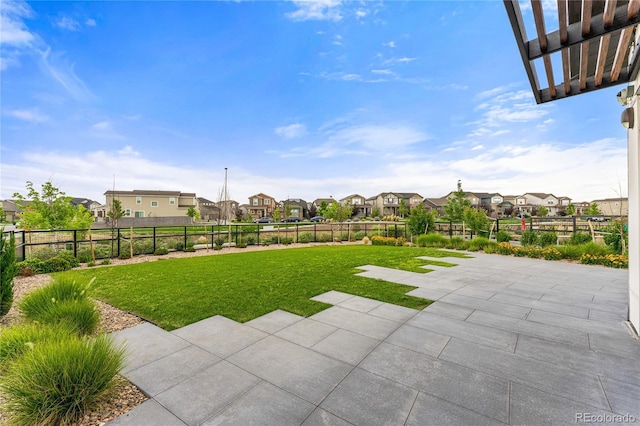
[444,180,471,222]
[324,201,353,223]
[318,201,329,217]
[463,207,489,238]
[0,206,5,223]
[398,199,409,218]
[107,199,125,228]
[13,181,77,230]
[0,231,17,317]
[536,206,549,217]
[186,206,200,223]
[565,203,576,216]
[585,202,600,216]
[407,204,436,236]
[372,208,380,218]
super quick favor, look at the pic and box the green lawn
[57,245,469,330]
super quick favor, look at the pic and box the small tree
[308,204,317,219]
[318,201,329,217]
[398,199,409,218]
[325,201,353,223]
[0,231,17,317]
[0,206,6,222]
[13,181,76,230]
[107,199,125,227]
[537,206,549,217]
[444,180,471,222]
[585,202,600,216]
[407,204,436,236]
[565,203,576,216]
[272,207,281,243]
[186,206,199,223]
[463,207,489,238]
[372,208,380,218]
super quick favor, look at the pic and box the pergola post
[628,80,640,334]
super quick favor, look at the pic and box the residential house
[216,199,240,221]
[574,201,591,215]
[104,190,197,219]
[423,197,447,216]
[592,198,629,217]
[339,194,371,218]
[281,199,308,219]
[197,197,222,221]
[312,197,336,209]
[70,198,100,212]
[248,193,277,219]
[369,192,423,217]
[512,193,572,216]
[1,200,21,222]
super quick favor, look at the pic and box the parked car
[586,216,608,222]
[310,216,325,222]
[282,217,301,223]
[254,217,273,224]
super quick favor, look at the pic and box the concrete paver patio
[108,252,639,425]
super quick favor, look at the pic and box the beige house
[248,193,277,219]
[592,198,629,217]
[104,190,197,218]
[339,194,371,218]
[369,192,423,217]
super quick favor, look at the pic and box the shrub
[556,244,583,260]
[55,251,79,268]
[0,323,74,365]
[416,233,446,248]
[76,246,111,263]
[28,247,59,261]
[353,231,367,241]
[496,230,511,243]
[520,231,539,247]
[280,237,294,245]
[603,221,628,254]
[317,233,332,243]
[362,236,371,245]
[497,242,514,255]
[1,231,17,317]
[154,248,169,256]
[526,247,543,258]
[446,237,468,250]
[568,232,592,245]
[541,247,562,260]
[175,242,185,251]
[581,242,612,257]
[41,257,72,273]
[482,241,499,254]
[87,261,96,267]
[468,237,490,252]
[580,253,628,268]
[100,259,110,265]
[539,232,557,247]
[244,234,257,245]
[1,334,124,425]
[371,236,406,246]
[298,232,313,243]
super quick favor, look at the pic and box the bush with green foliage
[416,233,447,248]
[603,221,628,254]
[317,233,332,243]
[580,253,628,268]
[17,256,72,276]
[568,232,592,245]
[0,323,74,366]
[496,231,511,243]
[154,248,169,256]
[467,237,490,252]
[29,247,59,261]
[581,242,612,257]
[520,231,539,247]
[556,244,584,260]
[298,232,313,243]
[539,232,557,248]
[541,247,562,260]
[1,334,124,425]
[446,237,468,250]
[371,236,407,246]
[1,232,17,317]
[19,278,98,336]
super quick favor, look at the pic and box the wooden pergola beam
[611,27,634,81]
[582,0,593,36]
[532,0,549,51]
[604,0,619,27]
[558,0,569,43]
[595,33,611,85]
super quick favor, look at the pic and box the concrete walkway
[108,253,639,425]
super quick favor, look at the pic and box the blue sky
[1,0,629,205]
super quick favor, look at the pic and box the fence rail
[2,216,622,263]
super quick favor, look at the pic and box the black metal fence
[2,216,621,263]
[4,222,409,262]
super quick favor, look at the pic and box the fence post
[295,223,299,242]
[21,230,26,261]
[496,218,500,233]
[572,216,577,235]
[313,223,317,242]
[153,227,157,253]
[117,228,121,258]
[73,230,78,257]
[257,225,260,246]
[449,221,453,238]
[529,217,533,231]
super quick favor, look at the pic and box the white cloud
[275,123,308,139]
[355,9,368,19]
[383,41,396,48]
[85,18,96,27]
[286,0,343,22]
[39,48,96,102]
[371,69,395,76]
[0,0,38,70]
[4,108,49,123]
[55,16,80,31]
[92,121,111,131]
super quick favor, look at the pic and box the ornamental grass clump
[0,323,75,367]
[416,233,447,248]
[1,334,125,426]
[19,277,99,336]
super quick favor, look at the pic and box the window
[547,200,554,205]
[492,197,501,203]
[252,198,259,206]
[124,209,131,217]
[135,211,145,218]
[136,196,142,204]
[265,199,270,205]
[387,197,394,203]
[353,198,361,205]
[169,197,176,205]
[151,201,158,207]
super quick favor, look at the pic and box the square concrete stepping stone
[336,295,383,313]
[406,392,504,426]
[202,381,315,425]
[171,315,267,358]
[154,360,260,425]
[367,303,418,322]
[385,324,450,358]
[245,309,303,334]
[302,408,352,426]
[321,368,418,425]
[440,337,611,410]
[408,311,518,352]
[228,335,352,404]
[108,399,186,426]
[112,323,191,373]
[275,319,338,348]
[124,345,220,397]
[360,343,509,423]
[310,306,401,340]
[311,290,355,305]
[510,382,615,425]
[312,329,380,365]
